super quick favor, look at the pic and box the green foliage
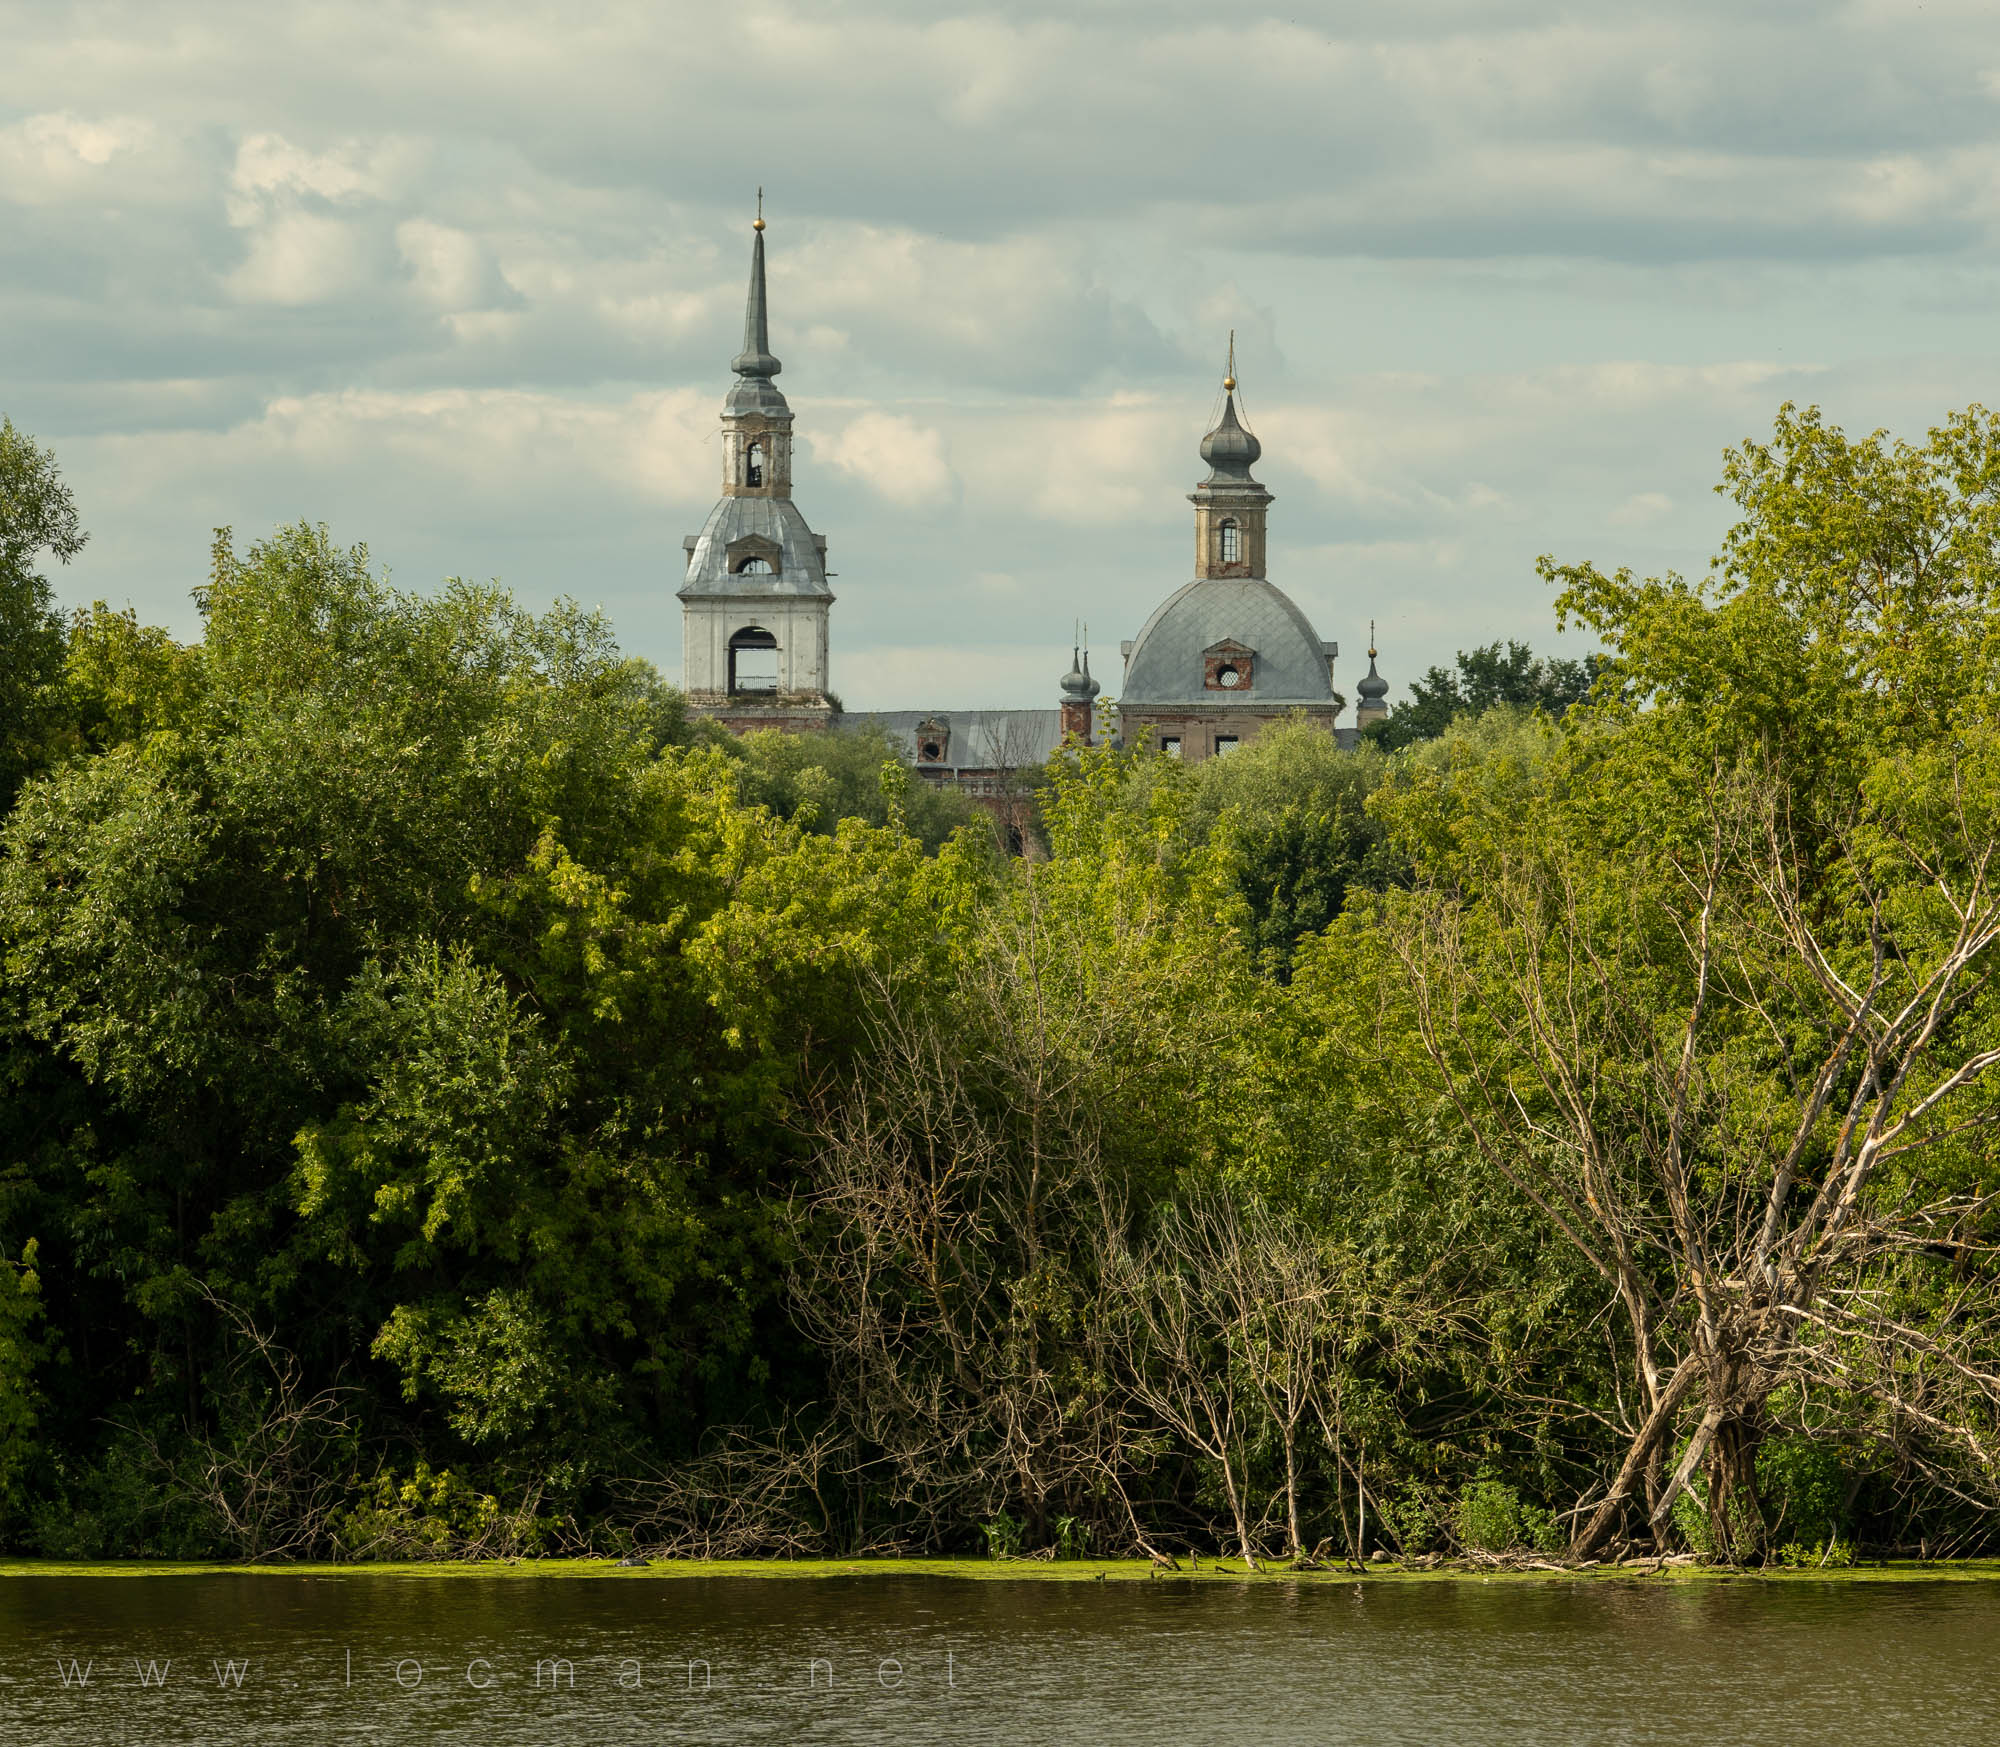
[62,603,207,754]
[5,401,2000,1564]
[1187,715,1397,975]
[1756,1437,1855,1553]
[980,1513,1024,1558]
[332,1463,558,1560]
[1365,640,1597,751]
[0,1243,44,1528]
[0,419,85,804]
[728,719,979,852]
[1455,1479,1563,1554]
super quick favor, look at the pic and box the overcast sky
[7,0,1998,709]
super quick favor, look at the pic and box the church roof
[1119,576,1337,707]
[679,494,830,599]
[841,710,1066,774]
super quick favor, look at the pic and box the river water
[0,1572,1991,1744]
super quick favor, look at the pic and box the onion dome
[1199,392,1262,483]
[1358,628,1389,703]
[1060,638,1101,702]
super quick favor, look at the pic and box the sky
[6,0,1999,711]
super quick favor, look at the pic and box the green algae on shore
[4,1555,1999,1583]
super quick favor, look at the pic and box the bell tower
[679,197,834,724]
[1190,333,1272,583]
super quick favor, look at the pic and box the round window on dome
[1216,664,1242,688]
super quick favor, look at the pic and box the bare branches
[119,1287,358,1561]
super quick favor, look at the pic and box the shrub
[1455,1479,1563,1554]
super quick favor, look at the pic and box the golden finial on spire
[1223,329,1236,393]
[1369,617,1378,658]
[753,187,765,232]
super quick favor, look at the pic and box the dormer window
[1202,638,1256,692]
[745,439,765,487]
[1217,519,1240,564]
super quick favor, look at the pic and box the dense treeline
[3,403,2000,1567]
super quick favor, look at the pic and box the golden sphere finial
[753,216,765,232]
[1223,375,1236,391]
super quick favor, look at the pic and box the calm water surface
[0,1572,1991,1745]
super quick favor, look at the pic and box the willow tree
[1374,405,2000,1560]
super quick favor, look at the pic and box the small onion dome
[1199,392,1262,482]
[1060,649,1101,702]
[1357,648,1389,703]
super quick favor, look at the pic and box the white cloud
[0,110,168,205]
[227,209,371,306]
[396,218,507,311]
[225,131,408,218]
[811,412,956,508]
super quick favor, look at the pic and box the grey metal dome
[1357,650,1388,702]
[1199,393,1262,482]
[1120,576,1336,707]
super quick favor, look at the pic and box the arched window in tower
[744,440,765,487]
[1217,518,1240,564]
[734,556,774,575]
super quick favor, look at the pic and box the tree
[728,720,978,853]
[1374,404,2000,1560]
[1188,715,1396,977]
[1,521,969,1554]
[1366,640,1598,752]
[0,419,86,801]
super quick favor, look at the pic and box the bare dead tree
[1105,1203,1266,1568]
[1385,754,2000,1559]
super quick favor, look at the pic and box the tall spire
[732,189,781,380]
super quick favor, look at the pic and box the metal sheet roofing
[840,709,1068,774]
[1120,576,1337,706]
[678,495,831,599]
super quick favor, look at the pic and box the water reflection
[0,1573,1991,1745]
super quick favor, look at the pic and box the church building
[680,214,1388,781]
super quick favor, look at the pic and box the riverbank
[3,1555,1997,1583]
